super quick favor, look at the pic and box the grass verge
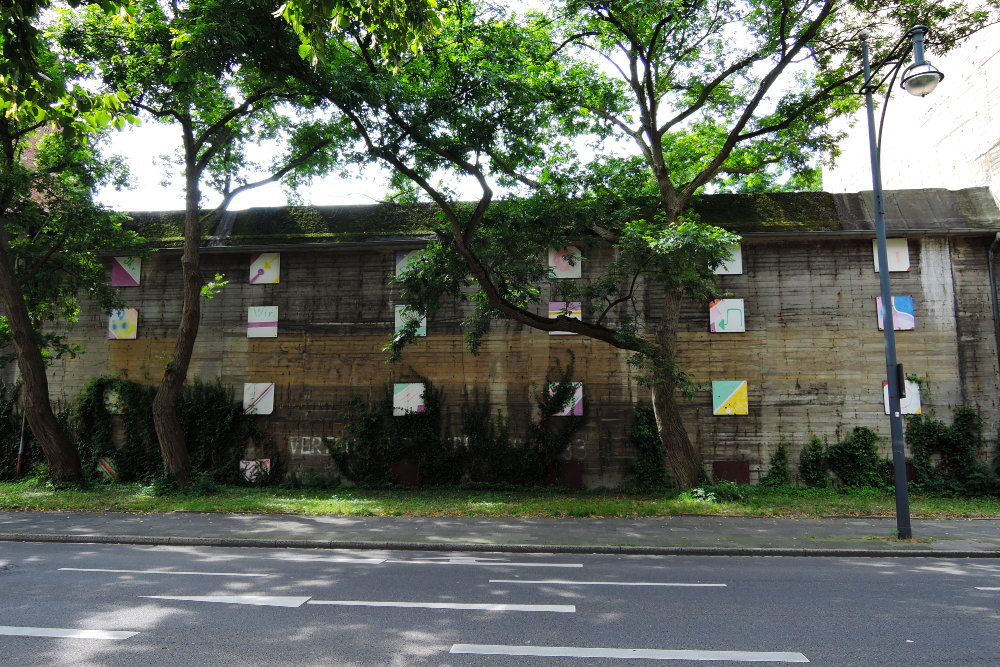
[1,480,999,518]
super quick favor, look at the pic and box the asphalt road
[1,542,998,665]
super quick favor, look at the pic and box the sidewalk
[2,511,1000,557]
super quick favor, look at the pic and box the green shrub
[72,377,272,485]
[799,434,829,488]
[0,385,44,481]
[908,406,1000,497]
[759,443,789,487]
[619,404,670,492]
[827,427,888,488]
[329,355,585,488]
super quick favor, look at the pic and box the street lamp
[860,26,944,540]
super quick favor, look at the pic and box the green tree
[58,0,350,486]
[294,0,997,489]
[0,2,141,482]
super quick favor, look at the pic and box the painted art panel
[548,301,582,335]
[548,246,582,279]
[240,458,271,482]
[250,252,280,284]
[395,249,424,277]
[873,238,910,272]
[883,380,921,415]
[111,257,141,286]
[107,308,138,340]
[393,383,425,415]
[550,382,583,417]
[709,298,745,332]
[876,296,915,331]
[394,305,427,337]
[714,244,743,275]
[713,380,748,416]
[243,383,275,415]
[247,306,278,338]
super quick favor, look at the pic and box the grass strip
[1,481,999,518]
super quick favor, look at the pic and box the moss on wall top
[120,187,998,248]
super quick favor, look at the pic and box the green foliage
[330,358,584,488]
[759,443,790,488]
[0,386,43,481]
[72,377,273,485]
[798,434,829,489]
[827,427,889,489]
[619,404,669,493]
[907,406,1000,497]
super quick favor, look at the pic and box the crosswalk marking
[450,644,809,662]
[0,626,137,640]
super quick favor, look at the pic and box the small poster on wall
[111,257,141,286]
[548,301,582,335]
[247,306,278,338]
[876,296,915,331]
[250,253,280,284]
[549,382,583,416]
[709,298,745,332]
[108,308,138,340]
[548,246,582,279]
[713,380,748,416]
[393,383,425,415]
[243,383,275,415]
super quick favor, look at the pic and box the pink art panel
[548,301,582,335]
[111,257,141,286]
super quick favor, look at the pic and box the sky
[94,121,393,213]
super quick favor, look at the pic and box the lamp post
[860,26,944,540]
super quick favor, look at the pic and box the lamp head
[901,61,944,96]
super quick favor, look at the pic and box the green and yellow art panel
[713,380,748,416]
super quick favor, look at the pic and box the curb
[3,532,999,558]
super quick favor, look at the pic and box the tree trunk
[650,288,704,490]
[0,238,81,482]
[151,151,201,488]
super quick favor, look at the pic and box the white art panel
[394,305,427,337]
[250,253,280,284]
[393,383,425,415]
[714,244,743,275]
[247,306,278,338]
[873,238,910,272]
[243,383,275,415]
[395,249,424,277]
[709,299,745,333]
[882,379,921,415]
[548,246,582,279]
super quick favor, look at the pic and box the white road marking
[307,600,575,612]
[60,567,268,577]
[385,558,582,568]
[491,579,726,587]
[450,644,809,662]
[0,626,137,640]
[975,586,1000,591]
[140,595,310,607]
